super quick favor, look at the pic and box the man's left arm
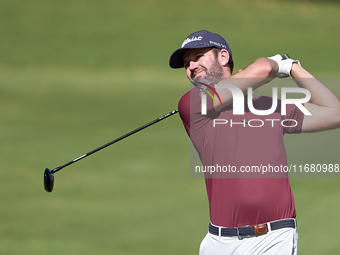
[291,63,340,132]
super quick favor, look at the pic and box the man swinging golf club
[169,30,340,254]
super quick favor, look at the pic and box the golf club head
[44,168,54,192]
[282,54,290,60]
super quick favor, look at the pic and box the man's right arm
[214,57,279,110]
[291,64,340,132]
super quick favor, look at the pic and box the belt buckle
[236,226,251,240]
[254,224,268,236]
[237,224,268,240]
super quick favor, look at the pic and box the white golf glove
[268,54,301,78]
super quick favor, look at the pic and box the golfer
[169,30,340,254]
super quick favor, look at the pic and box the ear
[219,49,230,67]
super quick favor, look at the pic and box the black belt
[209,218,296,239]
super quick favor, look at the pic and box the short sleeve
[178,87,220,136]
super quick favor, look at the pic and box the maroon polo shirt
[178,85,304,228]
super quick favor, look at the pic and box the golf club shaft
[51,109,179,174]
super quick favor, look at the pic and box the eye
[183,53,204,69]
[195,54,203,61]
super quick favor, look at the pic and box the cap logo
[209,40,227,49]
[181,36,203,48]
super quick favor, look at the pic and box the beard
[191,59,225,86]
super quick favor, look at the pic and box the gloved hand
[268,54,301,78]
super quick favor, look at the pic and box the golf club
[44,109,179,192]
[44,54,292,193]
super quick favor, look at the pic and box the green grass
[0,0,340,254]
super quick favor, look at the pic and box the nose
[186,61,198,79]
[187,60,199,71]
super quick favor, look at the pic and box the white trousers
[199,227,298,255]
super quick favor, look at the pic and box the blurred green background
[0,0,339,254]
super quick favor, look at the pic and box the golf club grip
[51,109,179,173]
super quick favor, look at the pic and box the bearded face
[190,57,225,86]
[183,48,226,86]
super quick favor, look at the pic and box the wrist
[290,63,312,78]
[268,54,301,78]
